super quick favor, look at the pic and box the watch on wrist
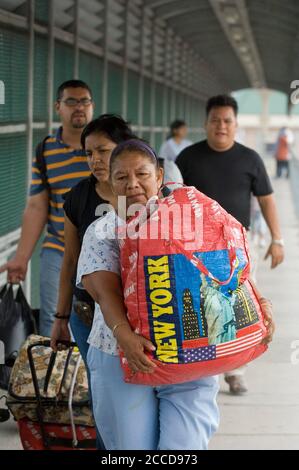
[271,239,284,247]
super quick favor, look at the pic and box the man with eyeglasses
[176,94,284,395]
[0,80,94,336]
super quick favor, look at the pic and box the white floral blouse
[76,211,123,356]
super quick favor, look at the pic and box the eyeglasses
[60,98,93,107]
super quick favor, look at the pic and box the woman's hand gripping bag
[119,186,268,385]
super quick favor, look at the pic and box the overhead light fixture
[239,43,249,53]
[243,55,252,63]
[231,26,243,41]
[222,6,240,24]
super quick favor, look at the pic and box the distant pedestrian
[275,127,293,178]
[159,120,192,162]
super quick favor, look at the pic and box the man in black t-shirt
[176,94,284,395]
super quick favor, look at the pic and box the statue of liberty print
[200,273,237,345]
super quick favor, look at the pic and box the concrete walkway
[1,160,299,450]
[210,162,299,450]
[0,411,21,450]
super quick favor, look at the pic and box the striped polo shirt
[30,127,90,253]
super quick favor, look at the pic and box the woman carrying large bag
[77,139,274,450]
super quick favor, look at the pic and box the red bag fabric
[18,418,96,450]
[119,186,267,385]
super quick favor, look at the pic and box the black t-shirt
[176,140,273,229]
[63,175,109,301]
[64,175,109,243]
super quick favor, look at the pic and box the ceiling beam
[143,0,177,9]
[149,0,207,20]
[209,0,266,89]
[160,5,207,20]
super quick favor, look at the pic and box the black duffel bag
[0,283,36,389]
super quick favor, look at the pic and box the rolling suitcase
[7,335,96,450]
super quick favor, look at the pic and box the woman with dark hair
[77,139,274,450]
[50,114,136,359]
[159,119,192,162]
[50,115,136,448]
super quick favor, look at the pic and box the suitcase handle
[27,340,77,394]
[27,339,76,349]
[26,340,78,449]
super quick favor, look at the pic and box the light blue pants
[87,346,219,450]
[39,248,63,337]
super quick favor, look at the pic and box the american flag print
[181,330,263,364]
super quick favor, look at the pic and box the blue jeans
[39,248,63,337]
[69,308,91,364]
[87,346,220,450]
[70,310,105,450]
